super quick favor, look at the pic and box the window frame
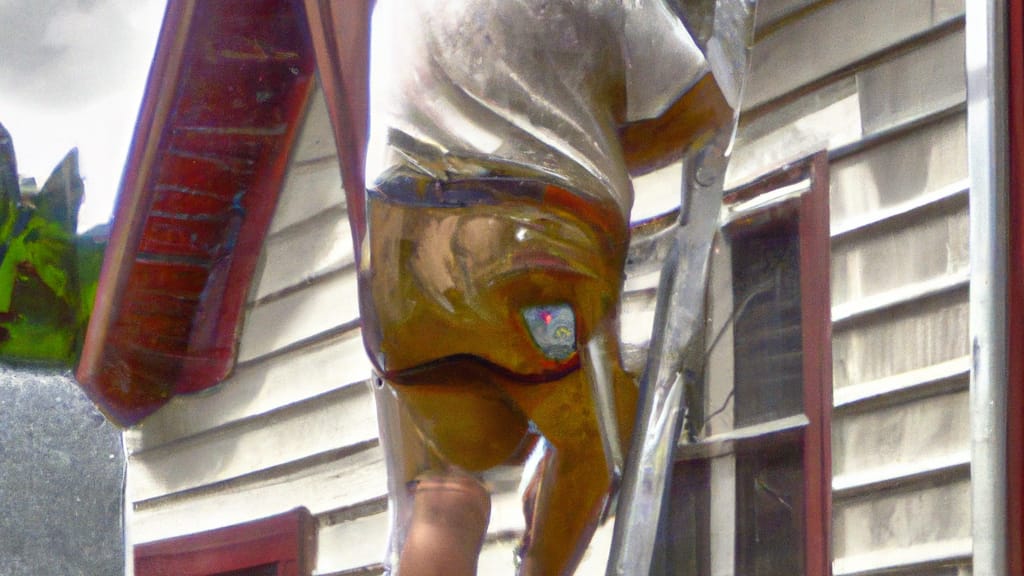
[1008,0,1024,571]
[669,152,832,576]
[133,508,316,576]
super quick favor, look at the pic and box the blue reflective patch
[522,303,576,361]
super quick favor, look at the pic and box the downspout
[967,1,1010,575]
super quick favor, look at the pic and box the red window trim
[134,508,316,576]
[1008,0,1023,571]
[722,151,833,576]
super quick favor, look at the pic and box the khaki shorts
[359,177,630,383]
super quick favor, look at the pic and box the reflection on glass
[658,460,711,576]
[736,443,805,576]
[731,217,804,427]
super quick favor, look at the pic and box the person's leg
[398,473,492,576]
[374,367,530,575]
[500,349,637,576]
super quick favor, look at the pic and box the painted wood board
[832,290,969,390]
[744,0,964,108]
[291,84,339,165]
[127,327,371,451]
[132,443,388,544]
[253,206,355,301]
[829,113,967,230]
[857,28,966,135]
[237,269,360,363]
[831,388,969,479]
[832,478,970,562]
[130,382,378,502]
[831,201,969,308]
[268,157,346,236]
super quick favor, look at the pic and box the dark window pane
[653,460,711,576]
[213,564,278,576]
[731,217,804,427]
[735,442,804,576]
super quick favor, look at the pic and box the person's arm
[619,72,732,177]
[617,0,734,176]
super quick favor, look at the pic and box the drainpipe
[967,1,1009,575]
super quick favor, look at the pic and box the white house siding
[123,1,974,575]
[720,1,972,575]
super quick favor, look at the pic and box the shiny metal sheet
[0,365,124,574]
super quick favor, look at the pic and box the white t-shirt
[365,0,707,219]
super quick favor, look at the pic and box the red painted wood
[76,0,197,425]
[800,152,833,576]
[134,508,316,576]
[77,0,317,425]
[301,0,373,258]
[1008,0,1024,572]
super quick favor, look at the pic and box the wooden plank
[833,451,970,498]
[726,88,861,188]
[754,0,824,33]
[316,512,389,575]
[832,290,969,390]
[316,488,527,575]
[857,28,966,135]
[744,0,964,109]
[831,389,969,480]
[132,443,388,544]
[130,382,378,502]
[833,538,972,576]
[833,356,970,410]
[237,269,361,363]
[134,508,316,576]
[291,84,338,164]
[829,113,967,231]
[832,273,969,328]
[127,328,371,451]
[315,488,614,576]
[831,179,968,239]
[831,201,969,308]
[252,206,355,301]
[832,479,971,566]
[474,520,614,576]
[631,161,682,223]
[269,157,345,235]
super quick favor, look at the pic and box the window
[655,153,832,576]
[134,508,316,576]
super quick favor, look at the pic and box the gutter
[966,1,1010,574]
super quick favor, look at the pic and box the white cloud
[0,0,166,231]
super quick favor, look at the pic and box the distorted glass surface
[731,217,804,427]
[656,460,711,576]
[735,442,805,576]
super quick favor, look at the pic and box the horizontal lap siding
[722,2,971,575]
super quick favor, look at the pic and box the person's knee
[409,473,491,533]
[399,473,491,576]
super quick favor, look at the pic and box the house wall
[123,1,972,574]
[721,1,971,574]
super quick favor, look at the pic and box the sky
[0,0,167,232]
